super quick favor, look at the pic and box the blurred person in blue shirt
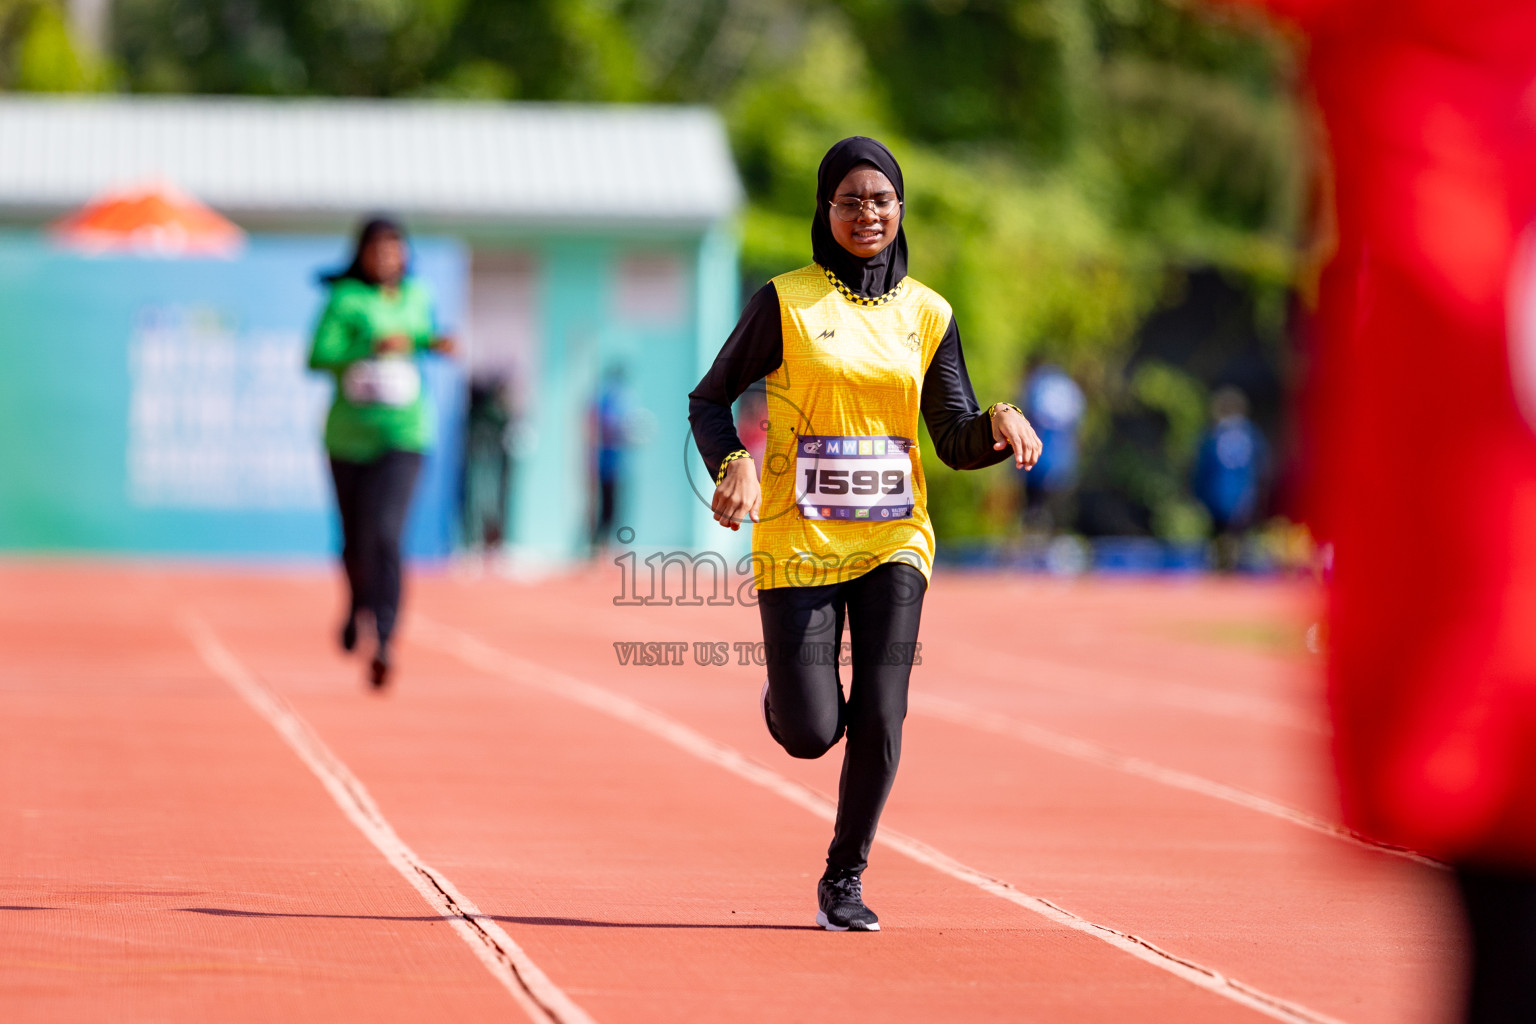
[1193,386,1268,554]
[1019,360,1086,532]
[592,365,633,550]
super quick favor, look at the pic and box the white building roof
[0,95,741,227]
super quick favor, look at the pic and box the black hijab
[811,137,908,300]
[320,215,407,286]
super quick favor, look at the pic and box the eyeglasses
[829,196,902,222]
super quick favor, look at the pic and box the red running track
[0,560,1463,1023]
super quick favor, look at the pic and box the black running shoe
[369,646,391,690]
[816,873,879,932]
[340,615,358,653]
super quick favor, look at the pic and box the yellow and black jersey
[689,263,1007,590]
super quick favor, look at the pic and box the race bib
[796,434,914,521]
[342,359,421,407]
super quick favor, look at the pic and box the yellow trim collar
[818,264,906,307]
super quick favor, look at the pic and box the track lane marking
[461,584,1411,861]
[908,693,1442,868]
[179,614,596,1024]
[417,618,1347,1024]
[955,644,1325,734]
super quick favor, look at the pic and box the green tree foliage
[0,1,109,89]
[26,0,1308,540]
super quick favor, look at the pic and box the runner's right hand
[712,458,760,531]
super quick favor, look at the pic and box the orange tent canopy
[50,181,245,257]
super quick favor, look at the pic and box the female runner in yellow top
[689,137,1042,931]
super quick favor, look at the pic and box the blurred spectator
[1018,360,1086,532]
[591,365,633,550]
[462,376,513,552]
[1193,386,1267,564]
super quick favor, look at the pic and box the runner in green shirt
[309,217,452,689]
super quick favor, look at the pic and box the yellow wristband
[715,449,752,485]
[988,402,1021,419]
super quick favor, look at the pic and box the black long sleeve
[920,316,1010,471]
[689,282,784,478]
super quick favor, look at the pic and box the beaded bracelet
[715,449,752,485]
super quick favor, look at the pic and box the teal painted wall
[506,227,740,565]
[509,238,603,562]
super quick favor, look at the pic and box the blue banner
[0,232,468,559]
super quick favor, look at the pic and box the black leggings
[329,450,422,645]
[1457,864,1536,1024]
[758,561,926,876]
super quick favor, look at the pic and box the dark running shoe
[369,646,391,690]
[816,873,879,932]
[340,615,358,653]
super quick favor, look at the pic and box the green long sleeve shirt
[308,277,436,462]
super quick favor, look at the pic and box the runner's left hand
[992,407,1043,470]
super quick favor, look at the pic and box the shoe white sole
[815,909,879,932]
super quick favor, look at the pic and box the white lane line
[909,693,1443,870]
[416,618,1347,1024]
[179,614,596,1024]
[961,645,1324,734]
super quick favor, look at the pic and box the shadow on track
[180,907,817,930]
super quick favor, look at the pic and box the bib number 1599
[803,469,906,496]
[794,434,915,521]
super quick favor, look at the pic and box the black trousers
[329,450,422,645]
[758,561,926,876]
[1457,864,1536,1024]
[592,477,618,547]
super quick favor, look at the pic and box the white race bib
[796,434,914,521]
[342,358,421,407]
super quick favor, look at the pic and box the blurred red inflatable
[1216,0,1536,863]
[50,181,245,258]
